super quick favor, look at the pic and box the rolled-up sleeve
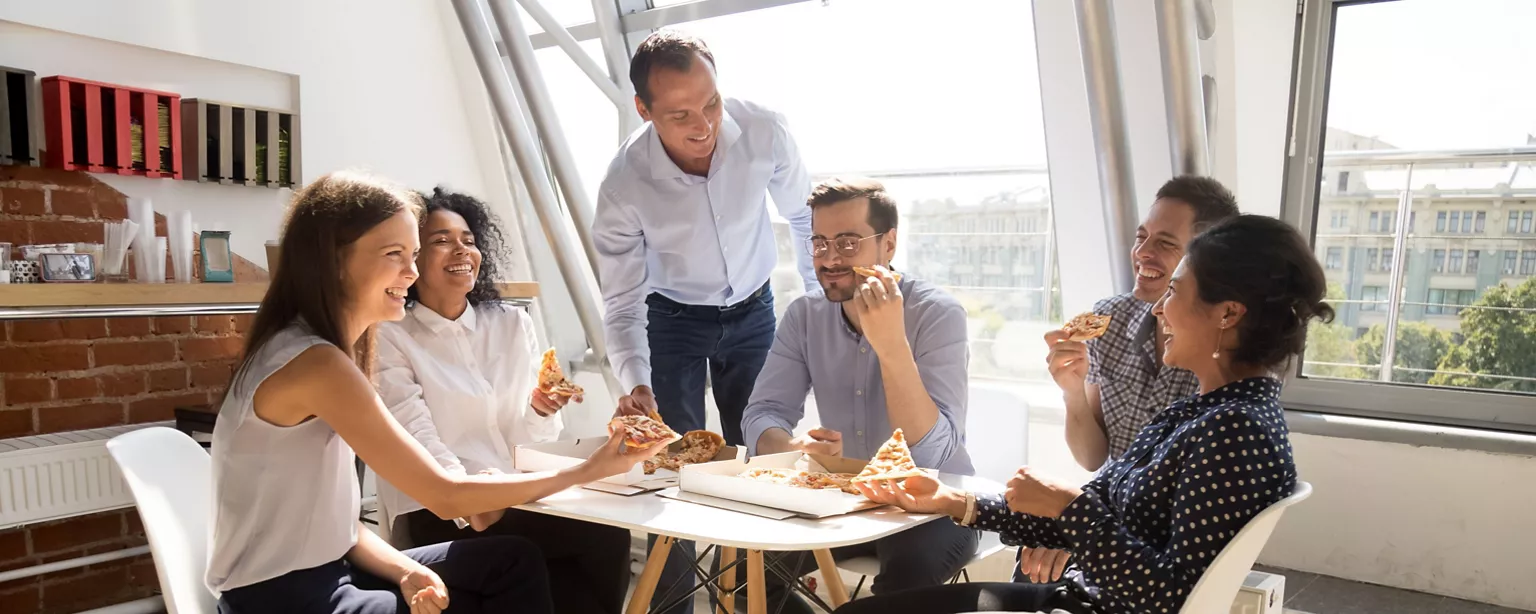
[375,328,465,475]
[592,185,652,393]
[766,111,817,292]
[905,302,969,470]
[741,303,813,456]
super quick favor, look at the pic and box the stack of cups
[168,210,194,283]
[129,198,158,283]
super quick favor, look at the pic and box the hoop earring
[1212,318,1228,359]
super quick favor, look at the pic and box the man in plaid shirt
[1018,175,1240,584]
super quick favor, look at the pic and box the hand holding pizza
[531,387,581,417]
[614,385,658,418]
[1004,466,1084,519]
[851,265,907,356]
[1042,329,1089,391]
[580,429,671,481]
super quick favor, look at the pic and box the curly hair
[1186,214,1335,370]
[406,187,507,307]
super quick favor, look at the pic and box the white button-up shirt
[374,303,562,525]
[593,98,818,393]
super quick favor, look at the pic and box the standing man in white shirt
[593,29,817,445]
[592,30,817,614]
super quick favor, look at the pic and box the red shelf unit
[41,76,183,179]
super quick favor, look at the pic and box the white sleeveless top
[206,323,361,593]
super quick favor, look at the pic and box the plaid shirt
[1085,293,1200,459]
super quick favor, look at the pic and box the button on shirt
[1087,292,1200,459]
[741,278,974,475]
[374,304,562,526]
[593,98,818,394]
[971,377,1296,614]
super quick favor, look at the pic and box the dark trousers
[217,536,552,614]
[404,508,631,614]
[754,518,980,614]
[645,282,776,447]
[646,283,776,614]
[833,581,1091,614]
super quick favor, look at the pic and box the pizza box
[679,451,893,519]
[512,436,744,492]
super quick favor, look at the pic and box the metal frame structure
[1074,0,1140,296]
[1155,0,1211,176]
[1279,0,1536,433]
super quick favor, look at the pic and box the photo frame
[40,252,97,283]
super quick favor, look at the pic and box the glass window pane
[1306,0,1536,394]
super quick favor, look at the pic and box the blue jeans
[645,283,776,614]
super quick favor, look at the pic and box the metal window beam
[1075,0,1140,296]
[520,0,814,50]
[515,0,630,108]
[1155,0,1212,176]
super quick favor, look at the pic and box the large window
[1285,0,1536,428]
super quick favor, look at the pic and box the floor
[1256,565,1532,614]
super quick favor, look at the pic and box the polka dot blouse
[973,377,1297,614]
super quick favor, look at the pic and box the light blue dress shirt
[593,98,817,393]
[740,277,975,476]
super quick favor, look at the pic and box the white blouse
[374,303,562,525]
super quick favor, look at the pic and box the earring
[1212,318,1228,359]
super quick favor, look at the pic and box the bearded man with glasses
[739,177,979,613]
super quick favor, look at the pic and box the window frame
[1279,0,1536,434]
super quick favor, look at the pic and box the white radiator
[0,422,169,530]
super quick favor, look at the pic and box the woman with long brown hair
[206,172,665,614]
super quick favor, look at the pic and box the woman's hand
[399,565,448,614]
[854,475,967,519]
[1018,547,1072,582]
[580,432,669,480]
[531,388,581,417]
[1004,466,1083,518]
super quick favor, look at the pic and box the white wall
[1264,433,1536,610]
[0,0,515,272]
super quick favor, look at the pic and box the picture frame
[40,252,97,283]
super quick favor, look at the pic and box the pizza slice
[851,428,926,483]
[851,266,903,282]
[537,348,585,398]
[607,414,680,449]
[1061,312,1112,342]
[642,430,726,474]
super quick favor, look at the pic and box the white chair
[961,480,1314,614]
[107,427,218,614]
[840,532,1009,600]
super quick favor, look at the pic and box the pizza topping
[607,414,680,449]
[643,430,726,474]
[1061,312,1112,342]
[738,468,860,495]
[851,266,902,282]
[537,348,585,398]
[851,428,925,483]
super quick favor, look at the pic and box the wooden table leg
[716,546,738,614]
[627,535,674,614]
[812,548,850,607]
[746,549,767,614]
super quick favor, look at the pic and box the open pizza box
[678,451,901,519]
[512,436,744,495]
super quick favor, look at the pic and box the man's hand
[1043,329,1089,393]
[614,385,657,417]
[399,565,448,614]
[851,266,907,356]
[789,427,843,456]
[531,387,581,417]
[1004,466,1083,518]
[1018,547,1072,583]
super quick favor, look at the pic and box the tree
[1354,322,1456,385]
[1430,278,1536,393]
[1301,282,1370,380]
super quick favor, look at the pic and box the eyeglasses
[806,233,884,258]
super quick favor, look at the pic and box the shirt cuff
[974,492,1012,529]
[616,357,651,395]
[1058,489,1115,551]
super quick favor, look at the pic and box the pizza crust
[1061,312,1112,342]
[851,266,902,282]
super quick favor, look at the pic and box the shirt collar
[646,106,743,181]
[411,302,477,334]
[1170,376,1282,417]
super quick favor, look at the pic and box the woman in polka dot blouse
[842,215,1332,614]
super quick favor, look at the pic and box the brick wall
[0,167,265,613]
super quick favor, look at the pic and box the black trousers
[751,519,980,614]
[833,581,1092,614]
[217,536,552,614]
[405,508,631,614]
